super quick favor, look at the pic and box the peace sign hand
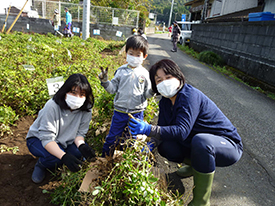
[98,67,108,82]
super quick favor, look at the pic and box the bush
[198,50,224,66]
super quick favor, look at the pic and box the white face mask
[156,78,181,98]
[65,94,86,110]
[126,54,144,68]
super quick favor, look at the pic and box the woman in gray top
[26,73,96,183]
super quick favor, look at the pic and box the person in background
[132,28,138,35]
[26,73,96,183]
[171,21,181,52]
[129,59,243,206]
[138,28,147,40]
[98,35,154,157]
[53,9,61,35]
[168,24,172,37]
[64,7,72,37]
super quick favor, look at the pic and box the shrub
[198,50,224,66]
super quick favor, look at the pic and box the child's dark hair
[138,28,144,35]
[53,73,94,111]
[149,59,185,94]
[125,35,149,56]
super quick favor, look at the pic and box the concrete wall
[222,0,257,15]
[190,21,275,87]
[264,0,275,13]
[0,14,133,41]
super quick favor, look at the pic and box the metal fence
[33,0,139,27]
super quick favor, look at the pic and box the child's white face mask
[126,54,144,68]
[65,94,86,110]
[156,78,181,98]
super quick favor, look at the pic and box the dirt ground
[0,116,55,206]
[0,116,192,206]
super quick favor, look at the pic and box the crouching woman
[26,73,96,183]
[129,59,243,206]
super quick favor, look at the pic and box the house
[185,0,275,88]
[0,0,33,15]
[184,0,273,22]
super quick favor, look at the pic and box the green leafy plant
[0,105,18,136]
[87,139,184,206]
[198,50,224,67]
[0,145,19,154]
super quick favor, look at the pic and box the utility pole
[82,0,90,40]
[168,0,174,27]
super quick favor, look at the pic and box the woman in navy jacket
[129,59,243,206]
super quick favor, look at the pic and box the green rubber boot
[188,169,215,206]
[176,165,193,177]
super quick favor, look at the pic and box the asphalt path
[144,33,275,206]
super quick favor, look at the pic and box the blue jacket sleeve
[158,92,201,143]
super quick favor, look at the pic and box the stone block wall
[0,15,133,41]
[190,21,275,87]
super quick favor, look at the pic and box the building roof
[184,0,204,6]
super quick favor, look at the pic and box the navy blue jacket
[157,84,242,147]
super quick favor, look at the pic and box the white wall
[210,0,223,17]
[264,0,275,13]
[221,0,257,15]
[0,0,32,14]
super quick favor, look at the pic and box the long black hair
[53,73,94,111]
[149,59,185,95]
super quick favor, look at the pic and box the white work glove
[98,67,108,82]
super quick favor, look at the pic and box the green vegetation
[47,139,185,206]
[1,32,185,205]
[151,0,190,25]
[198,50,224,67]
[0,31,124,135]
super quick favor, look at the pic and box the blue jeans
[26,137,82,169]
[102,110,144,157]
[158,133,243,173]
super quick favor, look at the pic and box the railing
[33,0,139,27]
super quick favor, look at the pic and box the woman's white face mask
[126,54,144,68]
[65,94,86,110]
[156,78,181,98]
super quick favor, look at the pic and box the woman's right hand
[128,118,151,136]
[61,153,82,172]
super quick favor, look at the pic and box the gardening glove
[98,67,108,82]
[61,153,82,172]
[128,118,151,136]
[78,143,96,161]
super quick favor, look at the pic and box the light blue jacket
[66,11,71,24]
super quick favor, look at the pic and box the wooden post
[6,0,29,34]
[2,5,11,33]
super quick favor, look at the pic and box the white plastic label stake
[27,24,29,30]
[73,27,80,33]
[112,17,119,25]
[46,76,64,96]
[93,29,100,35]
[67,49,72,59]
[116,31,122,37]
[23,65,35,70]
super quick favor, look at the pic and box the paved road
[144,33,275,206]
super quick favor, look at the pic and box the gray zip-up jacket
[101,64,154,113]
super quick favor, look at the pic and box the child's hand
[98,67,108,82]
